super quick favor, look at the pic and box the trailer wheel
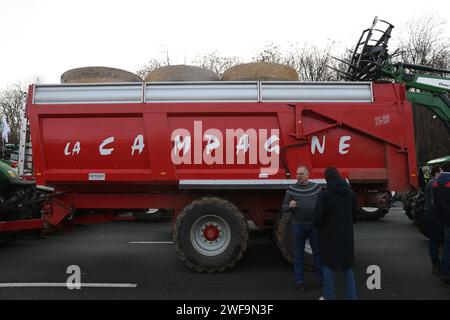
[273,210,314,270]
[358,207,388,221]
[412,194,429,238]
[173,197,249,273]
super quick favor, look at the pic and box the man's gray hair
[297,166,309,175]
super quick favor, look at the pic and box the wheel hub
[203,224,220,241]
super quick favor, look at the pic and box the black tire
[0,184,42,221]
[0,185,36,245]
[273,210,314,270]
[173,197,249,273]
[403,201,414,220]
[358,207,388,221]
[398,191,416,220]
[0,232,17,246]
[412,194,429,238]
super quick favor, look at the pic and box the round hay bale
[145,65,219,82]
[61,67,142,83]
[221,62,298,81]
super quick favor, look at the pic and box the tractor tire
[358,207,388,221]
[0,184,38,222]
[273,210,315,271]
[397,191,416,220]
[0,189,28,245]
[403,201,414,220]
[173,197,249,273]
[412,194,429,238]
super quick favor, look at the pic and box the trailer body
[29,81,417,188]
[6,81,418,271]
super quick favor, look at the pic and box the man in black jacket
[432,163,450,287]
[424,166,444,275]
[313,167,359,300]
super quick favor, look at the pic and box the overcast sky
[0,0,449,89]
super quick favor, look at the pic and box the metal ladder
[17,93,33,176]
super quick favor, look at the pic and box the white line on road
[0,283,137,288]
[128,241,174,244]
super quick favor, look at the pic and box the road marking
[128,241,173,244]
[0,283,137,288]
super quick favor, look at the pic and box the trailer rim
[190,215,231,256]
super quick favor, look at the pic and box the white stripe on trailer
[260,82,373,102]
[179,179,327,189]
[145,81,258,102]
[34,83,143,104]
[33,81,374,104]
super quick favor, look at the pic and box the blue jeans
[427,215,444,265]
[443,226,450,280]
[292,224,322,284]
[322,265,357,300]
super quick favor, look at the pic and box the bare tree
[395,15,450,165]
[252,43,284,64]
[137,42,345,81]
[0,85,24,144]
[136,47,174,79]
[191,51,241,77]
[136,58,168,79]
[137,51,241,79]
[398,15,450,70]
[285,43,342,81]
[250,42,344,81]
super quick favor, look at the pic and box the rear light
[11,161,18,168]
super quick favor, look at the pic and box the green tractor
[334,17,450,228]
[0,143,19,187]
[0,143,19,168]
[400,155,450,238]
[0,143,43,242]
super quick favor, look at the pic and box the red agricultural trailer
[1,81,417,272]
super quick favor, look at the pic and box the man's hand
[289,200,297,208]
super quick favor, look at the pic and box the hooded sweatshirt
[432,172,450,226]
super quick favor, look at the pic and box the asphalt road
[0,205,449,300]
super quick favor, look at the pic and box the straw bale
[61,67,142,83]
[221,62,298,81]
[145,65,219,82]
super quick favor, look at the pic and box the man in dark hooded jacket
[432,163,450,287]
[424,166,444,275]
[313,167,359,300]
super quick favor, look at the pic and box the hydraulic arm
[335,17,450,131]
